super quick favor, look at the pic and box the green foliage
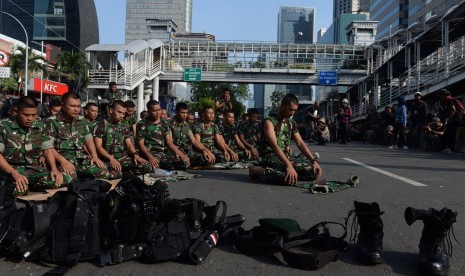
[8,46,47,86]
[269,90,286,116]
[190,82,250,117]
[56,51,89,92]
[1,77,18,92]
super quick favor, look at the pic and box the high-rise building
[409,0,462,25]
[0,0,99,52]
[125,0,193,44]
[277,6,315,43]
[333,0,370,19]
[370,0,408,40]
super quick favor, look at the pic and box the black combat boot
[405,207,458,276]
[347,201,384,265]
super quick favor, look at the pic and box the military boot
[347,201,384,264]
[405,207,458,276]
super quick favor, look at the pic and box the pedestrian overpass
[86,40,367,118]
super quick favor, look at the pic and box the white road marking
[342,158,428,187]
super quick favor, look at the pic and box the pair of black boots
[348,201,458,276]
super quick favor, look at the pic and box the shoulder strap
[65,195,91,266]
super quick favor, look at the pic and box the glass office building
[125,0,193,44]
[0,0,99,52]
[277,6,315,44]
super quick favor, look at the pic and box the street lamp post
[1,11,29,96]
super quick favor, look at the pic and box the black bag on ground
[144,219,190,262]
[0,199,51,258]
[100,173,169,249]
[44,179,110,266]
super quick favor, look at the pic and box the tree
[56,51,89,92]
[0,77,18,92]
[9,46,47,89]
[269,90,286,116]
[190,82,250,116]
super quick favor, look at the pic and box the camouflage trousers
[186,150,211,167]
[259,155,316,185]
[74,158,113,180]
[151,151,188,171]
[0,165,75,192]
[105,153,153,179]
[207,147,228,163]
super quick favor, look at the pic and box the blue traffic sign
[318,71,337,85]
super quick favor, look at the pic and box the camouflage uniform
[121,114,136,134]
[94,119,152,179]
[170,116,210,167]
[104,90,126,104]
[0,117,75,190]
[238,121,261,149]
[214,96,229,117]
[258,116,316,185]
[85,118,98,134]
[136,118,187,170]
[218,122,249,161]
[193,122,227,162]
[46,112,111,179]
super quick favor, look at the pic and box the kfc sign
[30,78,68,96]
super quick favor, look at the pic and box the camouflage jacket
[193,122,220,150]
[238,121,261,148]
[121,114,136,132]
[215,96,229,115]
[104,90,126,103]
[94,119,129,155]
[259,115,298,157]
[136,118,171,153]
[85,118,98,134]
[218,122,237,149]
[0,117,53,165]
[170,116,194,151]
[46,112,93,159]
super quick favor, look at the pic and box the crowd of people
[0,84,322,195]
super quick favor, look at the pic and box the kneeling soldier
[136,100,189,170]
[219,110,251,161]
[0,96,73,194]
[94,100,151,179]
[46,92,111,179]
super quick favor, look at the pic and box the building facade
[333,0,370,19]
[409,0,462,25]
[370,0,408,40]
[125,0,193,44]
[277,6,315,44]
[346,20,378,45]
[0,0,99,52]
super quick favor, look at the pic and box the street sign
[318,71,337,85]
[184,68,202,82]
[0,67,10,78]
[0,50,10,67]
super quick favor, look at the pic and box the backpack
[44,179,111,266]
[100,173,169,249]
[450,97,465,117]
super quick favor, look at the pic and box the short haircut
[109,81,116,88]
[17,96,39,111]
[223,109,234,117]
[188,112,195,117]
[222,88,230,93]
[111,100,126,109]
[440,89,450,97]
[61,92,81,104]
[146,100,160,110]
[202,105,214,113]
[248,108,259,116]
[125,100,136,108]
[85,102,98,110]
[48,99,61,108]
[176,102,189,112]
[281,93,299,106]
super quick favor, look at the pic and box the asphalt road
[1,142,464,276]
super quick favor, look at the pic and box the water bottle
[189,231,219,264]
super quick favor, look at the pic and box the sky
[94,0,333,44]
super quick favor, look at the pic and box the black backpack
[100,173,169,249]
[44,179,111,266]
